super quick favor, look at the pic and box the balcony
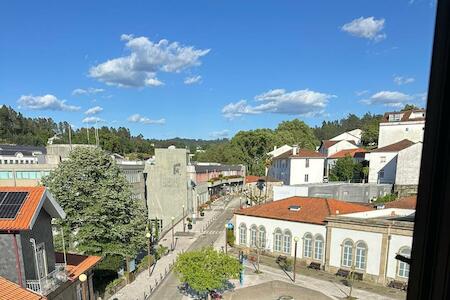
[26,264,68,295]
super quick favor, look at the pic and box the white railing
[26,264,67,295]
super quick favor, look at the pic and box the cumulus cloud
[355,90,370,96]
[18,94,80,111]
[341,17,386,41]
[128,113,166,125]
[393,76,415,85]
[361,91,414,107]
[210,129,230,139]
[89,34,210,88]
[184,75,202,85]
[84,106,103,115]
[72,87,105,96]
[222,89,334,119]
[82,116,104,124]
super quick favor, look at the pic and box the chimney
[292,145,299,156]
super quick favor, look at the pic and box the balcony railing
[26,264,68,295]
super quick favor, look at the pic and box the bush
[136,255,155,273]
[226,230,235,246]
[105,277,125,294]
[373,193,397,204]
[282,259,293,271]
[155,245,169,260]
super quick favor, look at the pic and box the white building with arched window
[233,197,372,267]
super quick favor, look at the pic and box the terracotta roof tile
[235,197,373,225]
[0,276,45,300]
[0,187,46,231]
[371,139,415,153]
[384,196,417,209]
[329,148,367,159]
[290,149,325,158]
[380,109,426,123]
[54,253,102,281]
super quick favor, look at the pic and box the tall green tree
[329,156,356,182]
[42,147,147,258]
[275,119,319,149]
[174,247,242,294]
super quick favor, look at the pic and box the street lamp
[145,231,151,276]
[182,205,185,232]
[293,236,299,282]
[171,216,175,251]
[79,273,88,300]
[224,223,228,254]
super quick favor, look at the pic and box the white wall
[386,234,412,279]
[329,227,383,276]
[395,143,422,185]
[235,214,326,259]
[367,152,398,184]
[327,140,358,157]
[273,185,309,201]
[330,129,362,145]
[378,121,424,147]
[289,158,324,184]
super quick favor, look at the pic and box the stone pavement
[110,197,229,300]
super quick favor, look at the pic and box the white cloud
[82,116,104,124]
[128,114,166,125]
[393,75,415,85]
[84,106,103,115]
[18,94,80,111]
[355,90,370,96]
[361,91,414,107]
[222,89,334,119]
[72,87,105,96]
[210,129,229,139]
[341,17,386,41]
[89,34,210,88]
[184,75,202,85]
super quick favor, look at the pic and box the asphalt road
[149,196,239,300]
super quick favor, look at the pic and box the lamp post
[145,232,151,276]
[293,236,299,282]
[171,216,175,251]
[224,224,228,254]
[182,205,185,232]
[79,273,88,300]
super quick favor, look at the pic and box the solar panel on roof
[0,192,29,219]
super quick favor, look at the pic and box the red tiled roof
[0,187,46,231]
[235,197,373,225]
[320,140,357,150]
[380,109,426,123]
[371,139,415,153]
[0,276,45,300]
[245,176,282,183]
[384,196,417,209]
[291,149,325,158]
[55,252,102,281]
[329,148,367,159]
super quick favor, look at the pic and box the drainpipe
[384,225,392,284]
[12,234,23,287]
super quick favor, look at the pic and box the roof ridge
[325,198,332,215]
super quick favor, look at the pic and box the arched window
[314,234,324,261]
[355,241,367,270]
[397,247,411,278]
[258,226,266,248]
[250,225,257,247]
[239,223,247,245]
[342,239,353,267]
[283,230,292,254]
[273,228,282,252]
[303,233,313,258]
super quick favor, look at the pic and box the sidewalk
[110,198,230,300]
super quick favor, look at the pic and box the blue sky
[0,1,436,139]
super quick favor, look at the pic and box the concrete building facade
[329,129,363,146]
[378,109,425,148]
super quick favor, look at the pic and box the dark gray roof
[0,144,47,156]
[194,164,243,173]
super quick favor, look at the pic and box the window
[250,225,257,247]
[355,241,367,270]
[283,230,292,254]
[342,240,353,267]
[398,247,411,278]
[239,223,247,245]
[303,233,313,258]
[379,170,384,179]
[0,171,13,180]
[406,127,409,131]
[380,156,386,163]
[304,174,309,182]
[35,243,47,278]
[314,235,324,261]
[274,228,282,252]
[305,158,310,168]
[258,226,266,248]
